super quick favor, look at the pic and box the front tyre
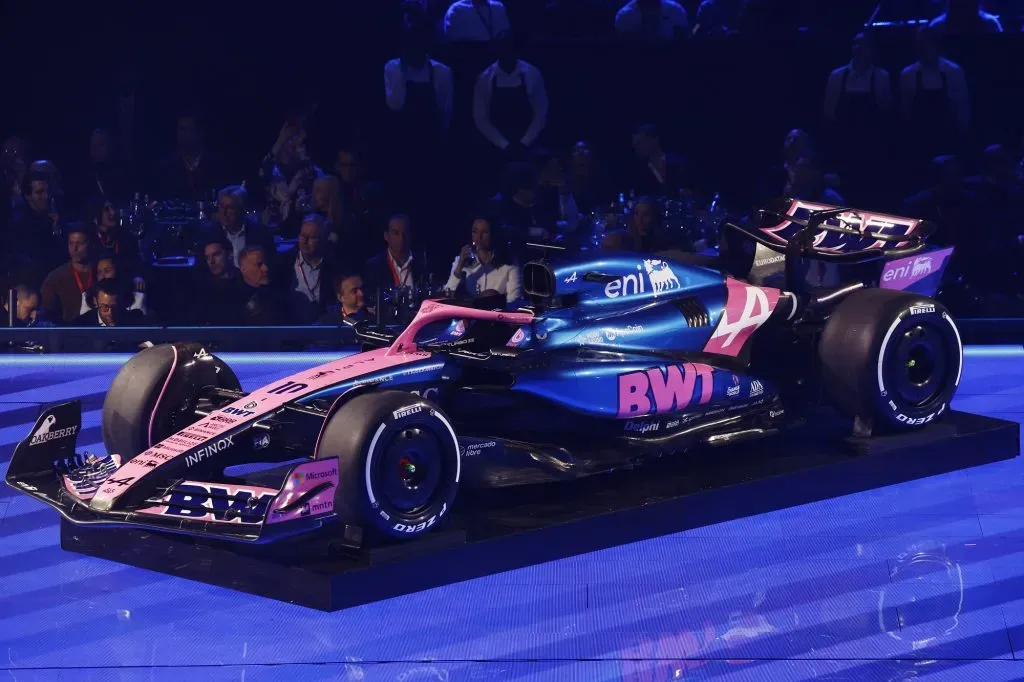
[102,343,242,459]
[315,390,461,540]
[819,289,963,433]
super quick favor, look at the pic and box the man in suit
[70,278,148,326]
[630,124,690,197]
[275,213,339,324]
[199,185,277,269]
[364,214,427,296]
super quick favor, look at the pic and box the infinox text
[185,435,234,467]
[618,363,714,418]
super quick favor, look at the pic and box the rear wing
[5,402,340,544]
[722,200,942,293]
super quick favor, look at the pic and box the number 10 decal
[266,381,309,395]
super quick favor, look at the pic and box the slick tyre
[101,343,241,459]
[819,289,963,433]
[315,390,461,540]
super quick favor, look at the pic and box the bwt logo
[163,484,274,522]
[618,363,714,418]
[223,407,254,417]
[185,435,234,467]
[604,259,681,298]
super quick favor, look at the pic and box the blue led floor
[1,349,1022,681]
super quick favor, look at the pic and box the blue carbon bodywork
[511,357,775,419]
[528,252,729,354]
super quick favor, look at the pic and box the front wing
[5,401,339,543]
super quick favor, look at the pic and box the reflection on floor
[0,348,1022,681]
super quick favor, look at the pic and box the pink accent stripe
[90,347,429,511]
[148,345,179,448]
[91,299,535,513]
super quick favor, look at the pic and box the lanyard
[72,267,93,293]
[297,257,321,298]
[388,253,409,286]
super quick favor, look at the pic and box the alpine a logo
[604,259,681,298]
[704,279,781,357]
[29,415,78,447]
[185,435,234,467]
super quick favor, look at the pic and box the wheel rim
[375,425,445,514]
[889,324,949,407]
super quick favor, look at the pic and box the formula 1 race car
[7,200,964,544]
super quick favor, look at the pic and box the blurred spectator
[756,129,832,203]
[472,34,549,161]
[365,214,426,293]
[10,171,66,286]
[602,196,662,251]
[202,185,276,268]
[614,0,689,40]
[445,216,522,303]
[785,156,845,205]
[443,0,511,42]
[40,223,96,323]
[630,124,689,197]
[900,155,979,246]
[192,236,246,325]
[261,121,324,236]
[489,162,555,253]
[28,160,65,213]
[899,25,970,161]
[929,0,1004,33]
[277,214,340,324]
[694,0,744,37]
[86,196,144,282]
[567,140,610,214]
[72,128,130,208]
[154,115,228,201]
[317,272,369,324]
[237,246,286,325]
[1,285,54,328]
[70,278,148,327]
[533,148,580,230]
[312,175,347,243]
[94,256,147,313]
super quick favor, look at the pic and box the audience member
[365,214,426,293]
[567,140,610,214]
[153,115,227,201]
[94,256,147,313]
[489,162,555,257]
[443,0,511,42]
[445,216,522,303]
[70,278,148,326]
[615,0,689,40]
[40,223,96,324]
[785,155,845,205]
[8,171,65,286]
[237,246,286,325]
[900,154,979,247]
[278,214,339,324]
[192,236,246,325]
[318,272,369,324]
[202,185,276,268]
[630,124,689,197]
[694,0,744,37]
[261,121,324,236]
[1,285,53,327]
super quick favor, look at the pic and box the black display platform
[61,410,1020,611]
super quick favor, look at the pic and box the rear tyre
[101,343,241,459]
[818,289,962,433]
[315,390,461,540]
